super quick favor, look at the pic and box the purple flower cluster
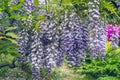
[16,0,107,79]
[29,20,65,79]
[60,12,89,67]
[23,0,35,14]
[116,0,120,6]
[88,0,107,60]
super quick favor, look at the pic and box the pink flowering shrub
[106,24,120,41]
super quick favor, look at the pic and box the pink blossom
[105,24,120,41]
[118,27,120,38]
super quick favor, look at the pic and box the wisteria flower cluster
[88,0,107,60]
[60,12,89,67]
[14,0,107,80]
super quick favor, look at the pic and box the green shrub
[0,38,21,57]
[97,76,119,80]
[76,47,120,79]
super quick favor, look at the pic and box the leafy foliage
[97,76,119,80]
[76,46,120,79]
[99,0,120,24]
[0,38,20,57]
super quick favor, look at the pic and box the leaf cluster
[0,38,20,57]
[75,47,120,79]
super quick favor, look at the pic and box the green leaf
[0,39,19,57]
[34,0,39,8]
[19,0,24,3]
[62,0,72,6]
[9,14,22,20]
[37,15,45,20]
[100,1,120,20]
[5,27,17,32]
[35,22,39,31]
[51,0,59,4]
[10,5,19,10]
[0,8,3,11]
[6,32,18,39]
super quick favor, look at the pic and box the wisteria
[60,12,89,67]
[1,0,120,80]
[23,0,35,14]
[17,28,34,63]
[30,20,61,79]
[16,0,108,80]
[88,0,107,60]
[9,0,19,5]
[116,0,120,6]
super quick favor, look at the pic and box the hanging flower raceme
[9,0,34,63]
[29,18,64,79]
[17,28,34,63]
[23,0,35,14]
[9,0,19,5]
[17,0,35,58]
[60,12,89,67]
[88,0,107,60]
[81,19,90,52]
[116,0,120,7]
[16,0,64,79]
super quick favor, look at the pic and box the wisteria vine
[60,12,89,67]
[88,0,107,60]
[10,0,109,80]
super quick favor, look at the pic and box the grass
[52,63,95,80]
